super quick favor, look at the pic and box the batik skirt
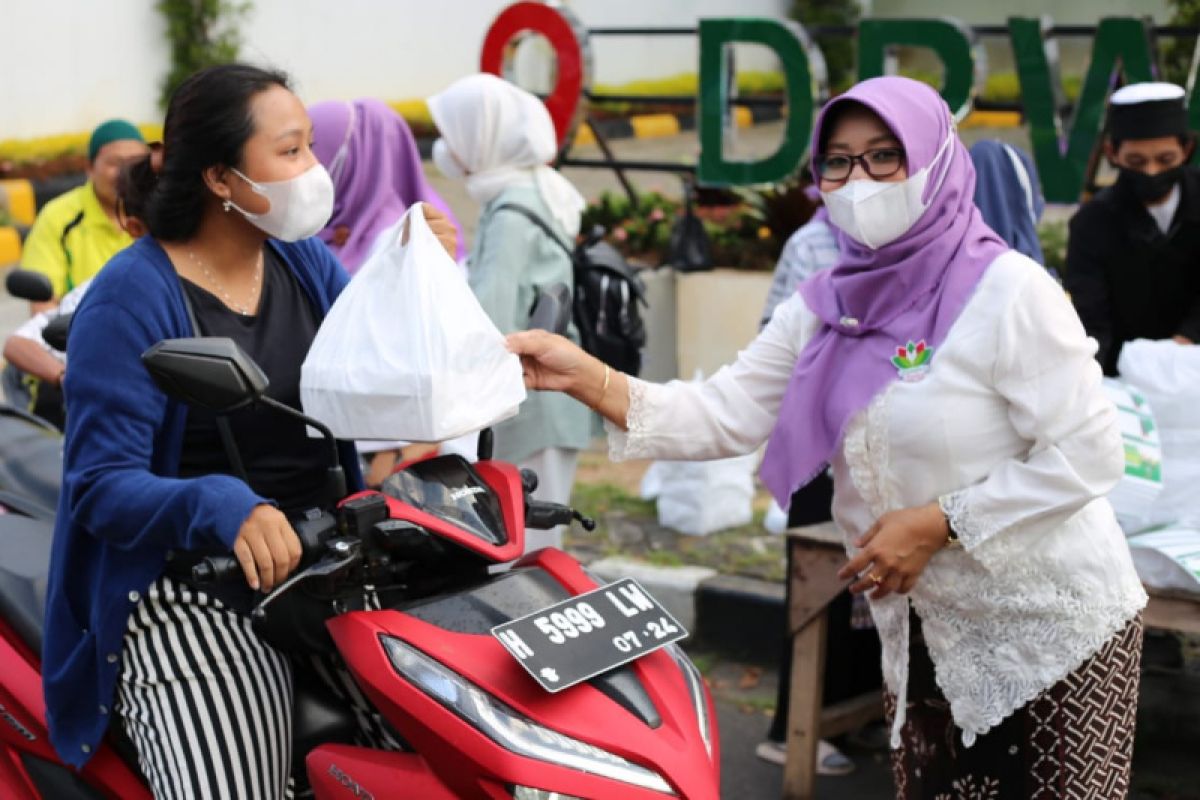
[885,612,1143,800]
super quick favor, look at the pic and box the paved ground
[569,450,1200,799]
[707,648,1200,800]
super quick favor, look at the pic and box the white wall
[2,0,789,140]
[1,1,169,139]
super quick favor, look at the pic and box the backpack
[495,203,648,376]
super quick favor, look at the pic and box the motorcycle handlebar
[190,555,244,584]
[525,500,596,532]
[188,500,596,585]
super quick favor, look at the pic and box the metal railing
[558,22,1200,191]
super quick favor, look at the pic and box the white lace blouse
[608,251,1147,747]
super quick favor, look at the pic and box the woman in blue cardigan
[44,64,456,797]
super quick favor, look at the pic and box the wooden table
[782,522,883,800]
[781,522,1200,800]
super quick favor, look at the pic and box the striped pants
[115,575,400,799]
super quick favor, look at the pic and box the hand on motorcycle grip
[252,537,363,618]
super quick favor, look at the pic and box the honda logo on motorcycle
[449,485,487,502]
[0,701,36,742]
[328,763,374,800]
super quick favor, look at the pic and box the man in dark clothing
[1066,82,1200,376]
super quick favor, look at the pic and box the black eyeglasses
[815,148,906,182]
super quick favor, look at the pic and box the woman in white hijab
[429,73,591,553]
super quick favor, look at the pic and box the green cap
[87,119,145,162]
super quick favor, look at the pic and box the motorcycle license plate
[490,577,688,693]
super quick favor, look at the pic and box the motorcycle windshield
[380,456,508,546]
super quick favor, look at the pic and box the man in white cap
[1066,81,1200,375]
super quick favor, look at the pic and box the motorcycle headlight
[511,788,585,800]
[381,635,676,796]
[668,644,714,759]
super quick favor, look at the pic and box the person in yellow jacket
[18,119,148,312]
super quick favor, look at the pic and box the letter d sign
[698,19,827,186]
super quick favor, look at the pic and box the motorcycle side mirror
[42,312,72,352]
[528,282,572,335]
[6,269,54,303]
[141,337,268,413]
[142,336,348,505]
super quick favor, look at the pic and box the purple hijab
[309,99,466,272]
[759,77,1009,507]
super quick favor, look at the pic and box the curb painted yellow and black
[0,105,1020,268]
[572,103,779,148]
[0,178,34,267]
[569,105,1019,146]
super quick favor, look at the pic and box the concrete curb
[0,226,22,267]
[1,175,84,267]
[410,105,784,159]
[587,557,717,634]
[0,178,34,266]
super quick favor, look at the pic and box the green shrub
[1038,219,1069,276]
[156,0,250,109]
[791,0,861,92]
[582,178,818,271]
[1163,0,1200,86]
[898,69,942,91]
[581,190,681,259]
[980,71,1083,105]
[982,72,1022,104]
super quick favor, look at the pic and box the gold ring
[868,572,883,587]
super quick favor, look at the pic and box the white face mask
[227,163,335,242]
[821,129,955,250]
[432,138,467,181]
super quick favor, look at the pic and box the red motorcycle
[0,334,720,799]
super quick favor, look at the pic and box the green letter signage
[698,18,827,186]
[857,18,979,119]
[1011,16,1155,203]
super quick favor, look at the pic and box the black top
[1065,166,1200,376]
[178,246,330,515]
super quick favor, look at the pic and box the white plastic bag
[1117,341,1200,529]
[642,453,757,537]
[301,204,526,441]
[1100,378,1164,532]
[1126,527,1200,596]
[763,499,788,535]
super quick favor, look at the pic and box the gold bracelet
[597,363,611,405]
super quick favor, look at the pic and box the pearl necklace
[187,249,263,316]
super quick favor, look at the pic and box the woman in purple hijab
[309,98,466,273]
[508,77,1146,799]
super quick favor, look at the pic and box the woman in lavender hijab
[508,77,1146,798]
[309,98,466,273]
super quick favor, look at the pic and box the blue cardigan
[44,236,363,767]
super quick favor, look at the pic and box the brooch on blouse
[892,340,932,382]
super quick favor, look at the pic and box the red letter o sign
[480,2,591,149]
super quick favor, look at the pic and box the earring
[222,200,233,213]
